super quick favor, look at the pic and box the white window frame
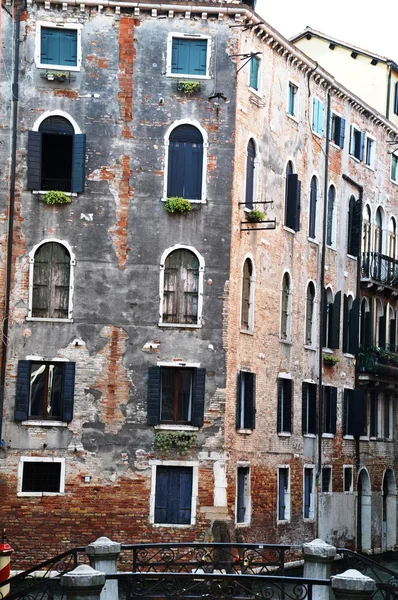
[240,254,256,333]
[35,21,83,72]
[166,33,211,79]
[326,183,337,249]
[277,465,291,522]
[287,80,299,119]
[303,465,315,521]
[343,465,354,492]
[18,457,65,496]
[236,462,251,526]
[321,466,332,493]
[277,374,293,437]
[280,271,292,343]
[163,119,208,204]
[364,134,376,170]
[349,124,362,161]
[248,54,263,96]
[149,460,199,527]
[304,281,316,348]
[391,153,398,184]
[27,238,75,322]
[243,136,260,211]
[158,244,204,328]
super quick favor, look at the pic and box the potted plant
[164,197,192,214]
[246,209,265,223]
[177,80,201,96]
[323,353,339,367]
[42,191,72,205]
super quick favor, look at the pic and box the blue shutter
[244,373,256,430]
[245,141,255,209]
[15,360,30,420]
[338,118,346,148]
[312,98,317,131]
[147,366,161,425]
[41,28,59,65]
[190,40,207,76]
[330,387,337,435]
[236,371,242,430]
[183,142,203,200]
[192,368,205,427]
[286,173,300,230]
[62,362,75,422]
[167,142,184,197]
[302,382,308,434]
[395,82,398,115]
[60,30,77,67]
[317,101,324,135]
[358,132,365,161]
[283,379,292,432]
[330,291,341,349]
[171,38,190,74]
[154,467,169,523]
[27,131,42,190]
[71,134,86,193]
[250,57,259,90]
[176,468,193,524]
[328,112,333,140]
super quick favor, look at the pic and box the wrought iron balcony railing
[41,178,72,192]
[361,252,398,288]
[358,347,398,377]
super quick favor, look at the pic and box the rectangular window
[302,382,317,435]
[344,466,353,492]
[154,466,193,525]
[343,389,366,436]
[249,55,261,92]
[384,395,393,440]
[365,136,375,168]
[323,386,337,434]
[285,174,301,231]
[312,98,324,135]
[15,360,75,422]
[391,154,398,183]
[330,113,345,148]
[236,466,251,524]
[236,371,256,430]
[303,467,315,519]
[35,23,81,71]
[287,82,298,116]
[170,36,208,77]
[394,81,398,116]
[278,467,290,521]
[277,378,292,434]
[18,458,65,495]
[321,467,332,493]
[350,125,364,161]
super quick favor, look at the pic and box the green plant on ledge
[43,191,72,205]
[164,197,192,214]
[154,431,197,455]
[246,209,265,223]
[177,80,201,96]
[323,353,339,367]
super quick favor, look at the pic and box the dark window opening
[343,389,365,437]
[160,368,193,424]
[163,249,199,325]
[167,125,203,200]
[32,242,70,319]
[302,382,317,435]
[304,467,314,519]
[326,186,335,245]
[309,176,317,238]
[21,461,62,493]
[278,467,289,520]
[305,283,315,345]
[344,467,353,492]
[245,139,256,209]
[154,466,193,524]
[321,467,332,493]
[237,467,250,523]
[284,162,301,231]
[277,378,292,433]
[236,371,256,430]
[323,386,337,435]
[241,259,253,330]
[347,195,361,256]
[41,133,73,191]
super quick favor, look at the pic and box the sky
[256,0,398,62]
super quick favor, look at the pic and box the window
[236,466,251,524]
[322,467,332,493]
[245,139,256,209]
[35,23,81,71]
[360,298,372,350]
[322,288,341,349]
[303,467,315,519]
[284,162,301,231]
[280,272,291,341]
[350,125,364,161]
[322,386,337,435]
[362,205,371,277]
[236,371,256,430]
[15,360,75,422]
[18,458,65,496]
[343,295,359,355]
[312,98,324,136]
[343,389,366,436]
[287,82,298,117]
[305,282,315,345]
[308,176,317,239]
[343,466,353,492]
[391,154,398,184]
[326,186,335,246]
[249,55,261,92]
[166,124,204,201]
[147,366,205,427]
[154,466,193,524]
[365,135,375,169]
[371,393,394,440]
[28,116,86,193]
[302,382,317,435]
[241,258,254,331]
[278,467,290,521]
[160,248,201,326]
[388,218,397,260]
[347,195,361,257]
[384,395,393,440]
[169,36,209,78]
[277,378,292,434]
[388,305,397,353]
[329,113,345,148]
[394,81,398,116]
[29,241,73,320]
[369,392,381,438]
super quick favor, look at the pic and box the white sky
[256,0,398,62]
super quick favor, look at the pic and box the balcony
[361,252,398,289]
[358,346,398,379]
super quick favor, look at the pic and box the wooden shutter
[379,312,387,349]
[309,177,317,238]
[245,141,255,209]
[369,393,377,437]
[317,101,324,135]
[71,134,86,193]
[237,468,246,523]
[333,116,345,148]
[343,389,349,435]
[52,243,70,318]
[171,38,189,74]
[312,98,318,131]
[343,294,349,353]
[40,28,58,64]
[60,30,77,67]
[302,382,308,434]
[236,371,242,429]
[250,57,259,90]
[330,387,337,435]
[277,379,282,433]
[283,379,292,433]
[163,266,177,323]
[147,366,161,425]
[349,297,360,355]
[32,244,51,317]
[27,131,42,190]
[364,304,373,349]
[286,174,301,231]
[278,469,287,520]
[351,390,365,437]
[330,291,341,349]
[167,142,183,197]
[15,360,31,420]
[322,288,328,347]
[358,132,365,161]
[154,467,169,523]
[390,317,396,352]
[349,199,362,257]
[241,260,251,330]
[190,40,207,76]
[176,467,193,524]
[62,362,75,421]
[192,368,205,427]
[243,372,256,430]
[395,82,398,115]
[183,141,203,200]
[308,384,317,434]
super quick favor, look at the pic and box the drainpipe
[342,173,363,474]
[386,63,392,120]
[0,0,25,446]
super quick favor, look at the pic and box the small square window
[321,467,332,493]
[35,23,82,72]
[350,125,364,161]
[287,82,298,117]
[249,55,261,92]
[330,113,345,148]
[169,35,209,78]
[391,154,398,183]
[18,458,65,495]
[365,136,375,169]
[344,466,353,492]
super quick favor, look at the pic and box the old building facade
[0,0,397,567]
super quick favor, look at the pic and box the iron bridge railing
[336,548,398,600]
[361,252,398,288]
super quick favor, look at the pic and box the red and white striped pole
[0,530,13,598]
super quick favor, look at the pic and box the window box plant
[323,353,339,367]
[177,80,201,96]
[246,209,265,223]
[44,70,70,82]
[42,191,72,205]
[164,197,192,214]
[154,431,197,455]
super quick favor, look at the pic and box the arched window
[305,282,315,345]
[343,294,359,355]
[308,176,317,238]
[161,248,202,326]
[284,161,301,231]
[326,185,335,246]
[374,207,383,254]
[167,124,204,201]
[388,217,396,259]
[376,300,386,349]
[245,139,256,209]
[388,304,396,352]
[347,195,360,256]
[322,287,341,349]
[360,298,372,349]
[29,241,74,320]
[27,115,85,193]
[241,258,254,331]
[281,273,291,340]
[361,205,371,277]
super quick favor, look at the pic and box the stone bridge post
[61,565,105,600]
[303,538,336,600]
[331,569,376,600]
[86,536,121,600]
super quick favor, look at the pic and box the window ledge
[32,190,78,197]
[343,353,355,359]
[286,113,299,123]
[166,73,211,80]
[37,64,81,73]
[158,322,202,329]
[349,155,361,163]
[22,420,68,428]
[312,130,323,139]
[322,348,334,354]
[303,517,315,522]
[347,254,358,261]
[278,432,291,438]
[322,433,335,439]
[360,436,369,441]
[303,433,316,439]
[279,339,292,346]
[283,225,296,235]
[235,521,251,528]
[151,523,194,528]
[154,424,199,431]
[329,141,342,151]
[326,244,337,252]
[17,492,64,497]
[240,329,254,336]
[26,317,73,323]
[343,435,354,440]
[248,87,263,98]
[304,345,316,352]
[390,178,398,186]
[308,237,319,245]
[161,197,206,204]
[236,428,253,435]
[365,164,375,172]
[277,519,291,524]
